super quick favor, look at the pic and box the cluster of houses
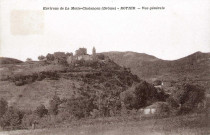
[43,47,99,65]
[67,47,97,64]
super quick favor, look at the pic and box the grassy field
[0,113,209,135]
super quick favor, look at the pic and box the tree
[134,81,159,108]
[34,104,48,118]
[166,96,179,109]
[38,55,45,61]
[173,84,205,113]
[96,54,105,60]
[49,95,61,115]
[0,107,23,129]
[26,58,32,61]
[65,97,95,119]
[66,52,73,57]
[120,90,137,110]
[75,48,87,56]
[46,53,55,61]
[120,81,164,110]
[0,98,8,118]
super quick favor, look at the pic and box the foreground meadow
[1,113,209,135]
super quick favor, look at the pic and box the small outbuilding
[139,102,169,116]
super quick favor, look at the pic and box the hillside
[0,57,149,110]
[0,57,23,64]
[0,53,207,131]
[103,51,210,91]
[102,51,159,78]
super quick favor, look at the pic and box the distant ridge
[0,57,23,64]
[103,51,210,87]
[102,51,159,69]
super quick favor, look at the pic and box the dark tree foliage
[26,58,32,61]
[46,53,55,61]
[0,107,24,129]
[96,54,105,60]
[64,97,95,119]
[66,52,73,56]
[75,48,87,56]
[121,81,167,110]
[49,95,61,115]
[121,91,137,110]
[0,98,8,118]
[38,55,45,61]
[173,84,205,113]
[166,96,180,109]
[34,104,48,118]
[134,81,159,108]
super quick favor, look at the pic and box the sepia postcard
[0,0,209,134]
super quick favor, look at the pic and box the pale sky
[0,0,209,61]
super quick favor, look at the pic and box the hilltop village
[37,47,107,66]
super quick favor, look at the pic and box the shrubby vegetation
[34,104,48,118]
[121,81,168,110]
[170,84,206,114]
[38,55,45,61]
[49,95,61,115]
[11,71,60,86]
[0,106,24,130]
[0,49,207,130]
[0,82,206,130]
[0,98,8,118]
[26,58,32,61]
[46,53,55,61]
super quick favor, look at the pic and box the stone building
[54,52,67,64]
[77,55,93,61]
[67,47,97,65]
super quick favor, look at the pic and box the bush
[120,81,167,110]
[120,90,137,110]
[26,58,32,61]
[38,55,45,61]
[64,97,96,119]
[46,53,55,61]
[134,81,158,108]
[75,48,87,56]
[49,95,61,115]
[166,96,180,109]
[0,98,8,118]
[0,107,24,129]
[173,84,205,113]
[96,54,105,60]
[34,104,48,118]
[22,114,39,128]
